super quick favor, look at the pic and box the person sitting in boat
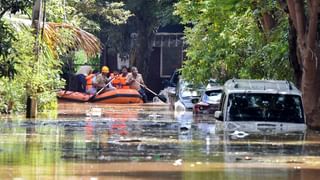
[126,66,148,102]
[76,65,93,93]
[119,66,130,89]
[93,66,116,93]
[111,69,121,88]
[86,69,98,94]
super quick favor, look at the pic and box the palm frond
[43,22,101,57]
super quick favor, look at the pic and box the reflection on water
[1,103,320,179]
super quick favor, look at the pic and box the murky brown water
[1,102,320,179]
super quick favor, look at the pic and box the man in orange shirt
[118,66,129,89]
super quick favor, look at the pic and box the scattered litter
[145,156,152,160]
[86,107,102,117]
[173,159,183,166]
[118,139,141,143]
[180,127,189,131]
[286,160,304,164]
[98,155,105,160]
[230,130,249,138]
[148,114,162,119]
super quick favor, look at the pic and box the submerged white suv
[214,79,306,132]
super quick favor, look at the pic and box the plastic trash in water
[230,130,249,138]
[86,107,102,117]
[173,159,183,166]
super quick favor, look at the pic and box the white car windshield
[181,89,201,97]
[204,89,222,102]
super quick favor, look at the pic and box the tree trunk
[26,96,37,118]
[286,0,320,129]
[135,18,155,81]
[288,19,302,89]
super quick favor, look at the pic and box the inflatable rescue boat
[58,89,143,104]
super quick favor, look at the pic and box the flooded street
[1,102,320,179]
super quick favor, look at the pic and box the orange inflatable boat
[58,89,143,104]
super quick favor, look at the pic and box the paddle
[89,77,115,101]
[134,80,167,103]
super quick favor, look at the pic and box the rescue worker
[93,66,115,92]
[111,70,121,88]
[126,66,147,102]
[85,70,98,94]
[76,65,93,92]
[119,66,129,89]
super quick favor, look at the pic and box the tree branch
[294,0,306,38]
[286,0,297,28]
[306,0,319,49]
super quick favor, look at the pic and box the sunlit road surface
[0,102,320,179]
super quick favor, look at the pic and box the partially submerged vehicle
[193,86,223,114]
[176,79,204,110]
[215,79,306,132]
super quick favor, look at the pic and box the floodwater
[1,102,320,180]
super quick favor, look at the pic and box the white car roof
[223,79,301,96]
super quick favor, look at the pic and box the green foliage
[175,0,293,84]
[0,77,25,114]
[0,0,33,19]
[0,20,18,79]
[46,0,77,23]
[0,25,64,114]
[75,0,132,30]
[14,28,64,96]
[74,50,88,65]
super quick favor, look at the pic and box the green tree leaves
[175,0,293,84]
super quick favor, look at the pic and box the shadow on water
[1,102,320,179]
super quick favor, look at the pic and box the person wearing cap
[93,66,115,92]
[76,65,93,92]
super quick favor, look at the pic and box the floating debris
[148,114,162,119]
[230,130,249,138]
[173,159,183,166]
[118,139,142,143]
[86,107,102,117]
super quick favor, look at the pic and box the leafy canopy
[174,0,292,84]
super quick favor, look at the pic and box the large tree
[124,0,179,79]
[285,0,320,129]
